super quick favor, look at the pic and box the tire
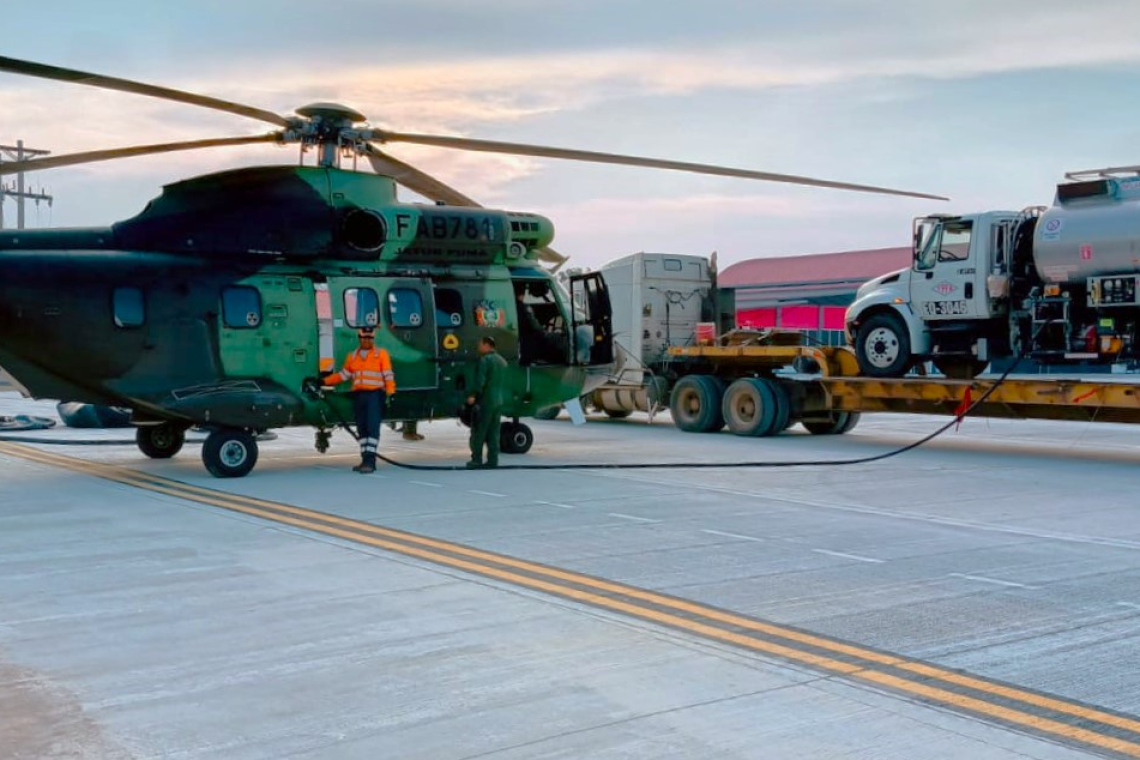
[500,421,534,454]
[136,423,186,459]
[803,411,861,435]
[855,312,912,377]
[201,428,259,478]
[721,378,788,437]
[934,358,988,380]
[669,375,726,433]
[532,406,561,421]
[604,409,633,419]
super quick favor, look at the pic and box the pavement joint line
[608,512,658,523]
[813,549,885,563]
[700,529,766,542]
[536,500,576,509]
[4,440,1140,755]
[468,490,506,498]
[948,573,1034,589]
[409,481,443,488]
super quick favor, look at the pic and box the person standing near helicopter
[321,326,396,473]
[465,336,508,469]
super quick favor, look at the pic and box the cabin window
[389,288,424,328]
[662,258,683,272]
[344,287,380,328]
[113,287,145,328]
[435,288,463,327]
[222,286,262,329]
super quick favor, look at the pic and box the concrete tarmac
[2,392,1139,758]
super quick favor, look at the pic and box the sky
[1,0,1138,271]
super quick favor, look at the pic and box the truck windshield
[915,219,941,271]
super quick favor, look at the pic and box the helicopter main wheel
[500,421,534,455]
[201,428,259,478]
[136,423,186,459]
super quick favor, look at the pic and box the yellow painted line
[3,441,1140,755]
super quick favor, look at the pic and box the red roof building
[719,247,911,339]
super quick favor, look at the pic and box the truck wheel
[670,375,726,433]
[136,423,186,459]
[500,421,534,454]
[855,313,912,377]
[201,428,259,478]
[803,411,861,435]
[722,378,789,437]
[935,358,988,380]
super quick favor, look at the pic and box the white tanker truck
[846,166,1140,378]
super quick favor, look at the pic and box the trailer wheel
[855,313,911,377]
[803,411,861,435]
[935,358,988,380]
[670,375,725,433]
[604,409,633,419]
[722,378,789,437]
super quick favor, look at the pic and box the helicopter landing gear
[202,428,259,478]
[500,419,534,455]
[314,428,332,454]
[136,423,186,459]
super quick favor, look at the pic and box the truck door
[217,275,318,391]
[326,277,438,390]
[568,272,614,366]
[909,217,983,320]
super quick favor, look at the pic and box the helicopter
[0,55,946,477]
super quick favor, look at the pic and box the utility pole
[0,141,53,229]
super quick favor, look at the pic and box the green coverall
[470,349,508,467]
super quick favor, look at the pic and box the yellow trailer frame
[667,343,1140,428]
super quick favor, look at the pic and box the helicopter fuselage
[0,166,614,438]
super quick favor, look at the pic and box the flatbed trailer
[664,341,1140,437]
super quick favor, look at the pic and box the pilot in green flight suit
[466,336,508,469]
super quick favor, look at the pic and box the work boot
[403,431,425,441]
[485,459,498,469]
[465,460,483,469]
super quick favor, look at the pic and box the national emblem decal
[474,300,505,327]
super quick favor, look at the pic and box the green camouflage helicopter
[0,56,945,477]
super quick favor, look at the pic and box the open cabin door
[568,271,614,366]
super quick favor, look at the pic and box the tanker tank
[1033,175,1140,283]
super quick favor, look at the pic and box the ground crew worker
[465,336,508,469]
[322,326,395,473]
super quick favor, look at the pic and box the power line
[0,140,53,229]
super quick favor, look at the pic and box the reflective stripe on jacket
[323,347,396,393]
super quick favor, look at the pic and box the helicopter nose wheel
[499,420,534,454]
[136,423,187,459]
[201,428,260,478]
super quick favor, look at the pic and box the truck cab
[845,210,1021,378]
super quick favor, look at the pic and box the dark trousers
[354,390,385,466]
[469,405,502,467]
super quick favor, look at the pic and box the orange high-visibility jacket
[323,347,396,393]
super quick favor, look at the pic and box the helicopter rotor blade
[363,144,483,208]
[0,134,283,177]
[370,130,948,202]
[363,144,569,267]
[0,55,290,127]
